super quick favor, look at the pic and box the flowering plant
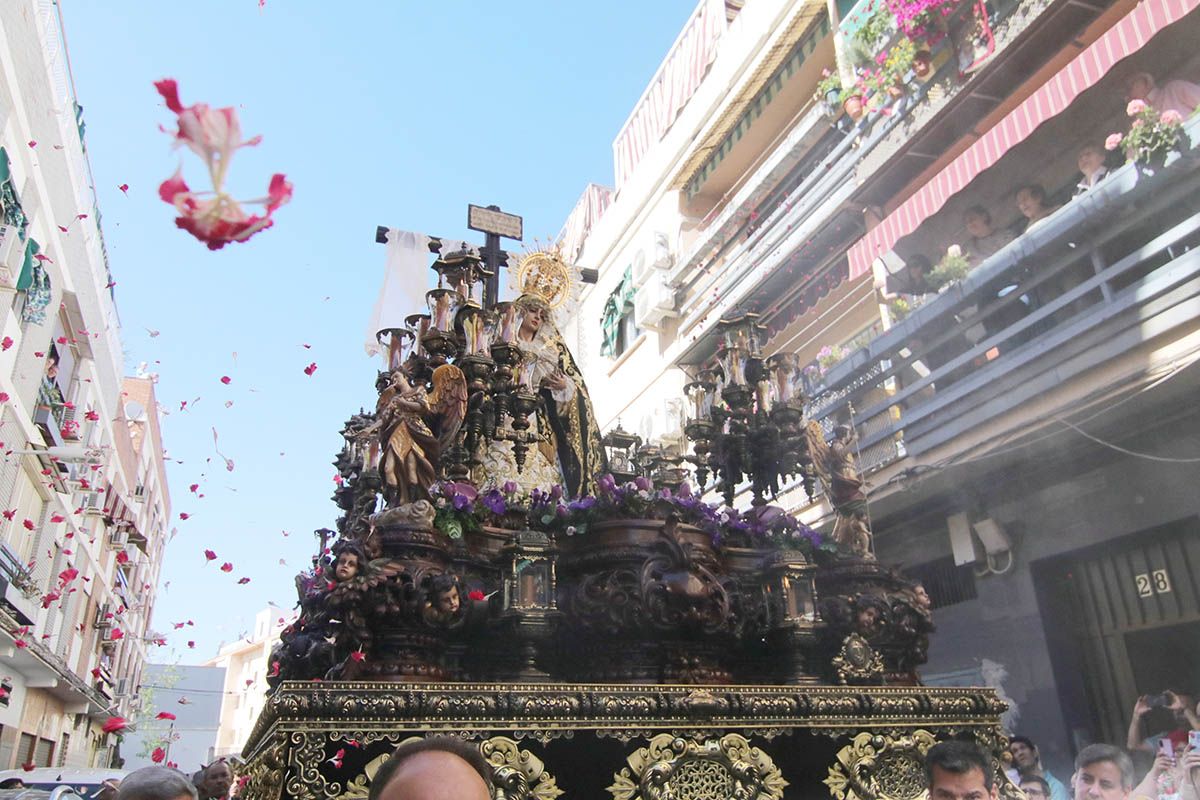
[60,418,80,439]
[886,0,960,45]
[429,480,528,538]
[874,37,916,90]
[154,79,293,250]
[853,1,895,53]
[529,475,723,538]
[927,244,971,289]
[1106,101,1186,165]
[814,69,843,104]
[714,505,833,554]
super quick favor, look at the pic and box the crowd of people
[994,692,1200,800]
[877,69,1200,378]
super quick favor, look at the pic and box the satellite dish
[124,401,145,421]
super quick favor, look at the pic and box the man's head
[118,767,197,800]
[1008,736,1039,773]
[925,740,997,800]
[1016,185,1048,221]
[1072,744,1133,800]
[1077,145,1105,177]
[195,761,233,800]
[1125,72,1155,103]
[1021,775,1051,800]
[368,737,491,800]
[963,206,993,239]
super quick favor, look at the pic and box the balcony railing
[808,121,1200,476]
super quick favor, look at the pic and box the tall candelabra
[683,315,813,507]
[373,249,544,486]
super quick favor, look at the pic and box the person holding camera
[1127,691,1200,755]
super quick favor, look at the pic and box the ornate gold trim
[608,733,787,800]
[825,730,937,800]
[833,634,886,685]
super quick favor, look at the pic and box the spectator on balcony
[1016,184,1058,232]
[1126,71,1200,119]
[963,206,1015,264]
[1074,145,1110,195]
[1009,736,1069,800]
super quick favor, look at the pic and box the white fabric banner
[364,229,432,356]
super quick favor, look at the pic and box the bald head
[377,751,490,800]
[369,738,492,800]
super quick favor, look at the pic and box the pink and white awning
[847,0,1200,280]
[612,0,728,189]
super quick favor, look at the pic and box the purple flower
[445,481,477,501]
[549,484,564,501]
[569,496,596,511]
[502,480,519,494]
[597,474,617,495]
[634,475,652,492]
[482,489,506,516]
[677,482,693,499]
[452,493,472,511]
[556,503,570,518]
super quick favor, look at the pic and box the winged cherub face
[334,552,360,582]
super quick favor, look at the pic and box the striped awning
[847,0,1200,280]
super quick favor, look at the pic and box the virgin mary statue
[474,253,605,497]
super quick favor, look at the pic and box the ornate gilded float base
[240,683,1021,800]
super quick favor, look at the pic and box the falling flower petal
[204,549,217,561]
[101,716,127,734]
[220,562,233,572]
[303,362,317,376]
[151,747,165,764]
[155,711,177,720]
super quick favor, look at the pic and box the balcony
[805,119,1200,503]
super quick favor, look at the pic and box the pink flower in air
[1160,109,1183,126]
[101,716,128,734]
[1126,99,1146,116]
[151,747,166,764]
[1104,133,1123,151]
[156,711,177,721]
[154,79,293,250]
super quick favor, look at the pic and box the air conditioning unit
[0,224,21,289]
[107,528,127,550]
[114,677,131,697]
[81,492,104,517]
[94,602,113,629]
[630,232,674,289]
[633,272,679,330]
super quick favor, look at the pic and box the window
[600,266,638,358]
[903,556,977,609]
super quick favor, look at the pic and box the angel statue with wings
[375,363,467,507]
[806,421,874,559]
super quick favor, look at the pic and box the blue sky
[62,0,695,662]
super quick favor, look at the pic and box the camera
[1145,692,1174,709]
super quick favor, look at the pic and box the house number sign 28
[1135,569,1172,598]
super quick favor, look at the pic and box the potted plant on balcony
[1105,100,1187,169]
[852,1,894,58]
[887,0,961,47]
[876,37,916,96]
[814,69,843,118]
[926,245,971,290]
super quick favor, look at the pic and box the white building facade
[204,606,294,762]
[0,2,170,769]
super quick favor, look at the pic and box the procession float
[238,226,1019,800]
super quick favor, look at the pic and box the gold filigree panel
[608,733,787,800]
[825,730,937,800]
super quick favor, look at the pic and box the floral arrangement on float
[429,475,832,556]
[1106,100,1187,167]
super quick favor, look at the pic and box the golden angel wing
[429,364,468,452]
[805,420,834,483]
